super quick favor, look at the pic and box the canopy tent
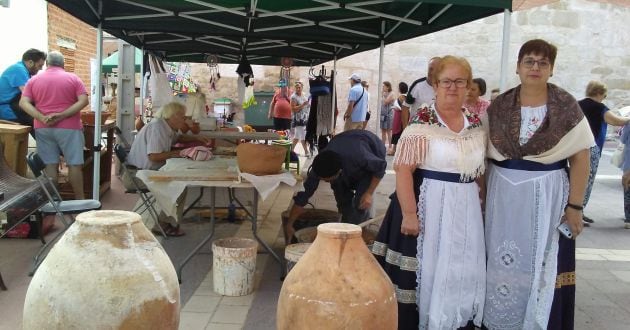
[45,0,513,200]
[101,48,142,73]
[47,0,511,66]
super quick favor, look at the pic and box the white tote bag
[148,55,173,110]
[611,142,625,168]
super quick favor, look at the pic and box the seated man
[123,102,210,236]
[285,130,387,241]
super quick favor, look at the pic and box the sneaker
[583,215,595,224]
[625,223,630,229]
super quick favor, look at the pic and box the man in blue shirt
[0,48,46,129]
[284,130,387,242]
[343,73,368,131]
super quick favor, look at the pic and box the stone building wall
[189,0,630,132]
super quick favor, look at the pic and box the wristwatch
[565,203,583,211]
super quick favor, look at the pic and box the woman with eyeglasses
[382,55,487,329]
[483,39,594,330]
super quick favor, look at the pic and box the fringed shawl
[393,105,487,182]
[486,83,594,163]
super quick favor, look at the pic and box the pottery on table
[277,223,398,330]
[23,210,180,330]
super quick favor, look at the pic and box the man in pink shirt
[20,50,89,199]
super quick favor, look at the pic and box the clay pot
[190,122,201,134]
[23,210,180,330]
[236,143,286,175]
[135,116,145,131]
[277,223,398,330]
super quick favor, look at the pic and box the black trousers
[330,175,371,224]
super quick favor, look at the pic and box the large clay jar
[23,210,180,330]
[236,143,286,175]
[277,223,398,330]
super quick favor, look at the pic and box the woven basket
[236,143,286,175]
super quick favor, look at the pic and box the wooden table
[0,123,31,176]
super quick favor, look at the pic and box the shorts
[35,128,85,165]
[391,132,402,145]
[380,113,393,130]
[273,117,292,130]
[344,120,364,131]
[292,126,306,140]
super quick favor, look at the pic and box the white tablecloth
[135,157,296,220]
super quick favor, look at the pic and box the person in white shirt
[401,57,441,130]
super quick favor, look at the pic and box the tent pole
[140,47,145,123]
[332,55,337,134]
[499,8,512,92]
[92,18,104,200]
[376,39,384,134]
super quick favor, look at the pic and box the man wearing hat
[284,129,386,242]
[343,73,368,131]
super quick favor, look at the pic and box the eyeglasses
[522,59,551,69]
[438,79,468,89]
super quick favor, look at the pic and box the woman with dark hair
[388,81,408,156]
[483,39,594,329]
[464,77,490,117]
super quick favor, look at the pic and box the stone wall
[188,0,630,132]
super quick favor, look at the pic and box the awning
[101,48,142,73]
[46,0,512,66]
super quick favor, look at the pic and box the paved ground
[2,145,630,329]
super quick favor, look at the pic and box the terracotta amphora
[277,223,398,330]
[23,210,180,330]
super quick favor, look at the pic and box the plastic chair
[113,144,167,238]
[25,152,102,274]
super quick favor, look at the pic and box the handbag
[611,143,624,168]
[148,56,173,109]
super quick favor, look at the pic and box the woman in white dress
[483,39,593,330]
[394,55,486,329]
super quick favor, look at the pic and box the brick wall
[47,3,96,102]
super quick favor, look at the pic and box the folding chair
[113,144,167,238]
[25,152,102,274]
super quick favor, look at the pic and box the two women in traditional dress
[375,39,591,330]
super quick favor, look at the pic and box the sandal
[152,223,186,237]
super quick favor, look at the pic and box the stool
[271,140,292,171]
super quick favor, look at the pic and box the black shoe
[583,215,595,224]
[582,221,590,227]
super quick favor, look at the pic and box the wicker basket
[236,143,286,175]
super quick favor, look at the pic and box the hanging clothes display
[306,70,336,151]
[236,55,255,109]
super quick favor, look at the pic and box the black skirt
[372,170,422,330]
[547,235,575,330]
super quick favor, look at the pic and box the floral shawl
[393,104,486,181]
[486,83,594,163]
